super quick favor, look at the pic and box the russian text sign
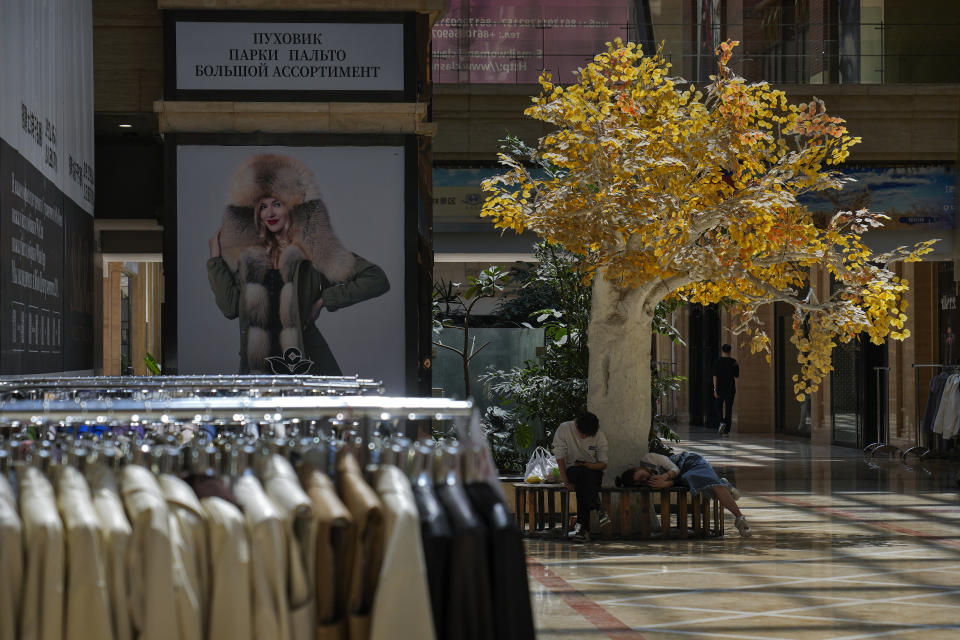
[174,21,405,93]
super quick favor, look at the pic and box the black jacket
[411,482,452,639]
[466,482,536,640]
[435,483,495,640]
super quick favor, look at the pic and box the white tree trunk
[587,274,656,484]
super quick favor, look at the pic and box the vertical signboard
[0,0,95,374]
[167,135,415,394]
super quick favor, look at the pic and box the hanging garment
[56,466,114,640]
[465,482,535,640]
[121,465,179,640]
[932,374,960,437]
[335,451,385,640]
[160,474,210,640]
[187,473,242,510]
[202,496,253,640]
[0,473,22,640]
[369,465,435,640]
[922,372,951,433]
[436,482,495,640]
[411,481,451,640]
[262,455,317,640]
[234,473,291,640]
[299,467,356,640]
[87,463,133,640]
[18,465,65,640]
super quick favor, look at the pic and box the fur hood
[218,153,355,282]
[226,153,321,210]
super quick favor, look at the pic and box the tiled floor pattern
[527,430,960,639]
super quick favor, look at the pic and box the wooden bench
[513,483,724,539]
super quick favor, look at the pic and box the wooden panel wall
[729,305,776,434]
[94,0,164,113]
[101,262,124,376]
[893,261,938,449]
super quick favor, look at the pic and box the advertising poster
[433,166,549,223]
[432,0,630,83]
[0,0,95,374]
[174,143,407,393]
[433,167,500,222]
[802,164,955,231]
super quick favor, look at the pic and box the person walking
[712,343,739,435]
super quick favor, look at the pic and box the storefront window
[937,261,958,366]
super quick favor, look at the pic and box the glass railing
[431,21,960,85]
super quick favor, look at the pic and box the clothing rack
[906,364,960,462]
[863,366,896,457]
[0,375,534,640]
[0,374,384,399]
[0,395,474,422]
[0,376,473,465]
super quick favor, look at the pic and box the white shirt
[552,421,608,465]
[640,452,679,474]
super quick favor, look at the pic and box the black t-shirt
[712,356,739,394]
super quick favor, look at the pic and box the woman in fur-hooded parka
[207,153,389,375]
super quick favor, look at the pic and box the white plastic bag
[524,446,559,484]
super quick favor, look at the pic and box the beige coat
[0,473,22,640]
[262,455,317,640]
[299,468,356,640]
[18,466,64,640]
[202,496,253,640]
[121,465,178,640]
[369,466,436,640]
[87,464,133,640]
[335,452,385,640]
[234,473,290,640]
[57,466,113,640]
[160,474,210,640]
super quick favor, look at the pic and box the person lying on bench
[553,411,612,542]
[616,451,753,537]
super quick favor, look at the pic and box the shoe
[572,527,591,543]
[718,423,726,436]
[734,515,752,537]
[598,509,613,535]
[568,523,591,542]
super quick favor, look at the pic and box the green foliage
[480,405,528,473]
[653,298,686,346]
[480,241,591,452]
[433,266,510,398]
[144,352,161,376]
[650,364,684,450]
[479,239,686,471]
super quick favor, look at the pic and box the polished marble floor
[526,426,960,639]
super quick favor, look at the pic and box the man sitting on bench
[553,411,612,542]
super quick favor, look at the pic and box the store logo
[266,348,313,374]
[941,294,956,311]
